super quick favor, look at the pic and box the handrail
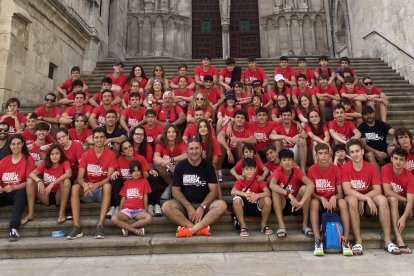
[362,31,414,60]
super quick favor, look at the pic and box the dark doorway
[192,1,223,59]
[230,1,260,58]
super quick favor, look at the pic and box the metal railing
[362,31,414,60]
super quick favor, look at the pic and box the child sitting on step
[111,160,152,237]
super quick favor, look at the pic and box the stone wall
[0,0,110,107]
[126,0,191,58]
[347,0,414,83]
[258,0,329,57]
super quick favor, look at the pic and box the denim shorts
[81,187,103,203]
[121,208,145,218]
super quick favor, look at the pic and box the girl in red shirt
[111,160,152,237]
[0,134,35,241]
[196,119,221,169]
[143,80,164,109]
[26,144,72,224]
[217,91,240,133]
[124,65,148,94]
[305,110,330,163]
[68,113,92,148]
[173,76,194,112]
[187,92,213,123]
[296,94,317,128]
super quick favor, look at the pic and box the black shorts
[48,192,58,206]
[282,199,302,216]
[233,196,261,217]
[222,149,237,169]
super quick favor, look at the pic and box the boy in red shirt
[296,57,315,87]
[219,57,242,92]
[274,56,296,87]
[0,97,26,134]
[244,56,268,94]
[230,143,269,182]
[120,92,146,132]
[111,160,152,237]
[231,158,273,237]
[66,128,117,240]
[342,139,399,255]
[292,74,317,106]
[314,74,340,122]
[55,66,88,99]
[35,92,61,128]
[340,77,366,114]
[106,61,128,94]
[394,128,414,175]
[382,147,414,254]
[89,89,121,128]
[264,144,280,176]
[143,109,163,146]
[328,104,361,145]
[194,55,218,87]
[170,64,196,91]
[269,149,314,238]
[314,55,336,85]
[335,57,358,90]
[308,143,353,256]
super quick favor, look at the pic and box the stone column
[310,19,316,53]
[150,19,155,55]
[219,0,231,59]
[299,19,305,54]
[287,19,294,55]
[162,19,168,56]
[108,0,128,59]
[261,23,269,58]
[138,19,144,56]
[173,22,178,57]
[184,24,191,58]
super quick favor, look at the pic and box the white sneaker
[217,170,223,182]
[154,204,163,217]
[160,187,171,200]
[106,206,115,218]
[314,239,324,256]
[114,206,119,215]
[147,204,154,216]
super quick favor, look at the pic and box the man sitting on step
[162,138,227,237]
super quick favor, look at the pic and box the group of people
[0,55,412,258]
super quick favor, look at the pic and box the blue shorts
[81,187,103,203]
[121,208,145,218]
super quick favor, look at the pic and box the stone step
[1,228,412,259]
[386,110,414,120]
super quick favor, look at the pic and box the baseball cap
[274,74,285,82]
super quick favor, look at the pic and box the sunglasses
[364,82,373,85]
[0,129,8,133]
[154,69,163,72]
[196,98,205,101]
[188,137,200,143]
[45,98,56,103]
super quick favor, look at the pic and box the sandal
[398,245,412,254]
[239,228,249,237]
[261,226,273,235]
[384,243,401,255]
[21,217,33,225]
[57,217,66,224]
[352,243,364,255]
[302,227,314,237]
[276,228,287,238]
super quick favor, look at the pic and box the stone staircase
[80,56,414,131]
[4,57,414,259]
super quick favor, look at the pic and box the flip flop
[398,245,412,254]
[239,228,249,237]
[20,217,33,225]
[261,226,273,235]
[384,243,401,255]
[302,227,314,237]
[276,228,287,238]
[352,243,364,256]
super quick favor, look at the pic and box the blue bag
[321,211,343,253]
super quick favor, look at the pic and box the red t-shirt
[328,120,356,142]
[305,124,328,141]
[187,107,213,117]
[123,78,148,93]
[36,161,71,192]
[21,130,54,145]
[153,105,184,123]
[233,178,267,194]
[274,122,300,149]
[155,141,187,157]
[63,141,84,175]
[122,107,146,128]
[361,86,382,96]
[220,67,233,85]
[79,147,117,183]
[133,145,154,164]
[29,144,42,164]
[92,105,121,126]
[246,121,276,151]
[66,91,91,101]
[218,105,239,119]
[92,91,119,105]
[106,73,128,88]
[221,126,254,150]
[34,106,61,119]
[201,138,222,158]
[199,87,222,105]
[143,124,163,144]
[64,105,93,117]
[292,86,315,97]
[247,106,258,122]
[296,69,315,85]
[170,76,195,86]
[265,162,280,175]
[307,164,341,200]
[244,66,267,83]
[340,86,365,96]
[120,178,152,210]
[2,113,26,134]
[183,123,216,139]
[173,89,194,108]
[233,156,265,175]
[314,67,334,77]
[68,128,92,145]
[341,161,381,194]
[313,84,339,97]
[194,65,217,82]
[0,155,35,187]
[406,151,414,175]
[381,164,414,196]
[271,166,305,197]
[117,153,150,181]
[274,67,296,82]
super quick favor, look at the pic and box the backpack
[321,211,343,253]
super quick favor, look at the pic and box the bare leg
[272,191,287,229]
[372,194,392,245]
[387,196,405,246]
[310,199,321,240]
[161,200,194,228]
[191,199,227,233]
[297,186,311,230]
[57,179,71,221]
[22,179,36,222]
[260,197,272,229]
[98,183,112,226]
[338,198,350,239]
[345,195,362,244]
[71,184,84,227]
[233,198,247,228]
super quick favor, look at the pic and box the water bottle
[52,230,66,238]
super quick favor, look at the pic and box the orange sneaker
[176,226,193,238]
[195,226,211,236]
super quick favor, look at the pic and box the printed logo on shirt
[87,164,105,177]
[254,132,268,142]
[121,168,131,179]
[351,179,366,190]
[128,118,139,127]
[224,77,231,84]
[315,179,334,190]
[2,172,19,184]
[30,152,41,162]
[98,115,105,126]
[406,160,414,172]
[43,173,57,184]
[183,174,206,187]
[391,182,404,194]
[126,188,143,199]
[365,132,384,141]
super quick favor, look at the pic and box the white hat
[274,74,285,82]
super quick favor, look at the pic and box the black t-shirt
[105,126,127,150]
[0,142,8,161]
[358,120,391,152]
[172,158,217,203]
